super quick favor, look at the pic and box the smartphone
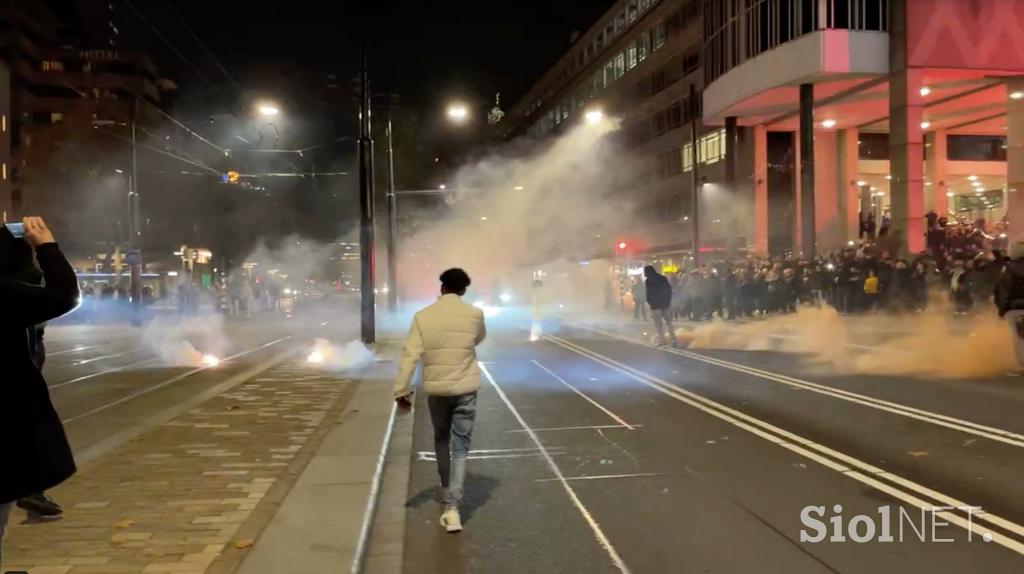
[5,222,24,238]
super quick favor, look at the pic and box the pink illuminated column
[1008,78,1024,242]
[753,125,768,255]
[793,131,802,252]
[838,129,860,244]
[814,128,841,252]
[889,66,926,254]
[925,129,948,215]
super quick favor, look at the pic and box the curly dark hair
[439,268,471,295]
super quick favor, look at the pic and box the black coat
[0,243,81,504]
[995,259,1024,317]
[645,272,673,310]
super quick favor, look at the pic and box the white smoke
[306,337,375,371]
[142,314,229,367]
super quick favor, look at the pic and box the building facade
[0,0,170,250]
[509,0,1024,259]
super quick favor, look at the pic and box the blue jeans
[428,392,477,507]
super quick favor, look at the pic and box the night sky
[128,0,611,120]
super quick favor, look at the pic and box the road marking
[574,323,1024,450]
[48,344,101,356]
[531,360,636,430]
[69,347,146,366]
[416,452,567,462]
[50,357,162,390]
[543,334,1024,554]
[62,337,291,424]
[350,399,397,574]
[536,472,671,483]
[481,362,632,574]
[507,424,642,433]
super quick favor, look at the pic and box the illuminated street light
[856,180,867,186]
[514,185,525,191]
[585,108,604,124]
[968,175,978,181]
[920,86,931,96]
[439,184,447,190]
[447,103,469,123]
[257,102,280,116]
[821,119,837,128]
[920,121,931,129]
[1012,91,1024,100]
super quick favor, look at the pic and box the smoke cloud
[142,314,229,367]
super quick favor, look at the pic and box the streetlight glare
[258,103,280,116]
[447,104,469,122]
[585,109,604,124]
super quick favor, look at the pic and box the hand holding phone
[23,217,55,247]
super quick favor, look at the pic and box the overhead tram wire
[158,0,242,92]
[120,0,217,92]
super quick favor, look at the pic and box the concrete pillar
[793,130,802,252]
[1008,78,1024,242]
[814,128,841,252]
[838,128,860,244]
[799,83,816,256]
[753,125,768,255]
[889,0,925,254]
[925,129,949,216]
[889,67,926,254]
[725,116,739,255]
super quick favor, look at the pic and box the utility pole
[358,49,376,344]
[385,106,399,312]
[128,97,143,327]
[689,83,701,269]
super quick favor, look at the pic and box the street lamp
[257,102,280,117]
[446,103,469,123]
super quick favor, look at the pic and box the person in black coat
[644,265,678,347]
[0,217,81,557]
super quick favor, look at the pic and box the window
[653,111,667,136]
[858,133,890,160]
[682,143,694,172]
[653,22,667,50]
[614,52,625,79]
[698,129,727,165]
[682,49,699,75]
[50,112,64,123]
[626,44,638,70]
[627,1,638,23]
[638,31,651,62]
[593,71,604,92]
[651,69,667,93]
[640,0,651,11]
[41,60,64,72]
[664,150,682,175]
[947,135,1007,161]
[604,61,615,87]
[666,103,682,130]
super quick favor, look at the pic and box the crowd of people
[627,215,1009,323]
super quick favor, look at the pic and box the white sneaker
[440,506,462,533]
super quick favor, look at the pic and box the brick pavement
[4,361,355,574]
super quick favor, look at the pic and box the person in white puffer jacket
[394,268,486,533]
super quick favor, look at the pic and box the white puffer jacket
[394,294,487,398]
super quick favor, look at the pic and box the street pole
[128,97,143,327]
[358,49,377,344]
[385,108,399,312]
[689,83,701,269]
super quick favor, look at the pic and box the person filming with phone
[0,217,81,566]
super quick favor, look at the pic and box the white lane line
[417,452,567,462]
[480,362,631,574]
[350,401,397,574]
[50,357,162,390]
[575,323,1024,449]
[536,472,672,483]
[48,344,101,357]
[543,334,1024,554]
[62,337,291,424]
[507,424,643,434]
[69,347,145,366]
[531,360,636,430]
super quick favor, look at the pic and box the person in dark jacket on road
[0,217,81,564]
[995,242,1024,376]
[644,265,678,347]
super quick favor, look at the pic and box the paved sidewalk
[230,344,402,574]
[3,358,355,574]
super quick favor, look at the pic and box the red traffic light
[617,241,628,250]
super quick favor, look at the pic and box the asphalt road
[40,297,359,463]
[402,314,1024,573]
